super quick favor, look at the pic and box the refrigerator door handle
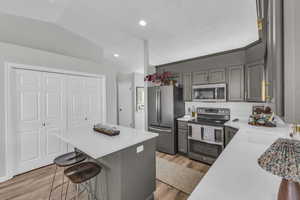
[158,89,161,123]
[149,126,172,133]
[155,90,160,123]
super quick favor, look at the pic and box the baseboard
[0,175,13,183]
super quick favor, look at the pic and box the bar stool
[64,162,102,200]
[49,152,87,200]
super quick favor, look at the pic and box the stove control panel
[197,107,230,116]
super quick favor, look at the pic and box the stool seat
[54,152,87,167]
[64,162,102,184]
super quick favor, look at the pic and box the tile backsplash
[185,102,274,119]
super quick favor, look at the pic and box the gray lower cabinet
[192,71,209,85]
[246,61,265,102]
[225,126,239,146]
[96,138,156,200]
[177,120,188,154]
[182,72,192,101]
[228,65,244,101]
[209,68,226,83]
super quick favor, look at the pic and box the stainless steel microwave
[192,83,226,102]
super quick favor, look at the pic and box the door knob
[42,122,46,127]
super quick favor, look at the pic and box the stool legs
[61,167,65,199]
[49,165,58,200]
[64,180,69,200]
[76,184,79,200]
[65,182,97,200]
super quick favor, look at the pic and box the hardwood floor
[155,152,210,200]
[0,153,209,200]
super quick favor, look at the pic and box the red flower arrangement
[144,72,175,85]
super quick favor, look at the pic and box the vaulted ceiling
[0,0,258,72]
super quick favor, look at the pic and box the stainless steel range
[187,107,230,164]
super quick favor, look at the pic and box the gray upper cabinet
[192,71,209,85]
[192,69,226,85]
[209,69,226,83]
[246,61,265,102]
[228,65,244,101]
[170,72,182,86]
[182,72,192,101]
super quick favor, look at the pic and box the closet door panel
[67,76,86,129]
[43,73,66,162]
[84,78,101,126]
[15,69,44,174]
[45,128,63,155]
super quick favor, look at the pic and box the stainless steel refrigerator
[148,85,185,154]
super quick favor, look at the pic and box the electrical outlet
[137,145,144,153]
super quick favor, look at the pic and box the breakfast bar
[55,125,158,200]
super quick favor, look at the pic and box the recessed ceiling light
[113,54,119,58]
[139,20,147,27]
[49,0,55,3]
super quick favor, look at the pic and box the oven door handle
[202,125,224,130]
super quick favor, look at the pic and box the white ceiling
[0,0,258,72]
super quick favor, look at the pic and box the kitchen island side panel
[121,138,156,200]
[96,137,156,200]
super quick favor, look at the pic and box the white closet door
[67,76,86,129]
[84,77,102,126]
[15,69,44,174]
[43,73,67,163]
[13,67,105,174]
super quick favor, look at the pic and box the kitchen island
[188,118,291,200]
[55,125,158,200]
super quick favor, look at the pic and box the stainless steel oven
[188,124,224,145]
[187,123,224,164]
[192,83,226,102]
[186,107,230,165]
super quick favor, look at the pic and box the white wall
[0,12,104,63]
[133,73,145,130]
[284,0,300,123]
[185,102,272,119]
[0,41,119,178]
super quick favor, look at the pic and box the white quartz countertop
[188,118,291,200]
[177,116,195,121]
[55,125,158,159]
